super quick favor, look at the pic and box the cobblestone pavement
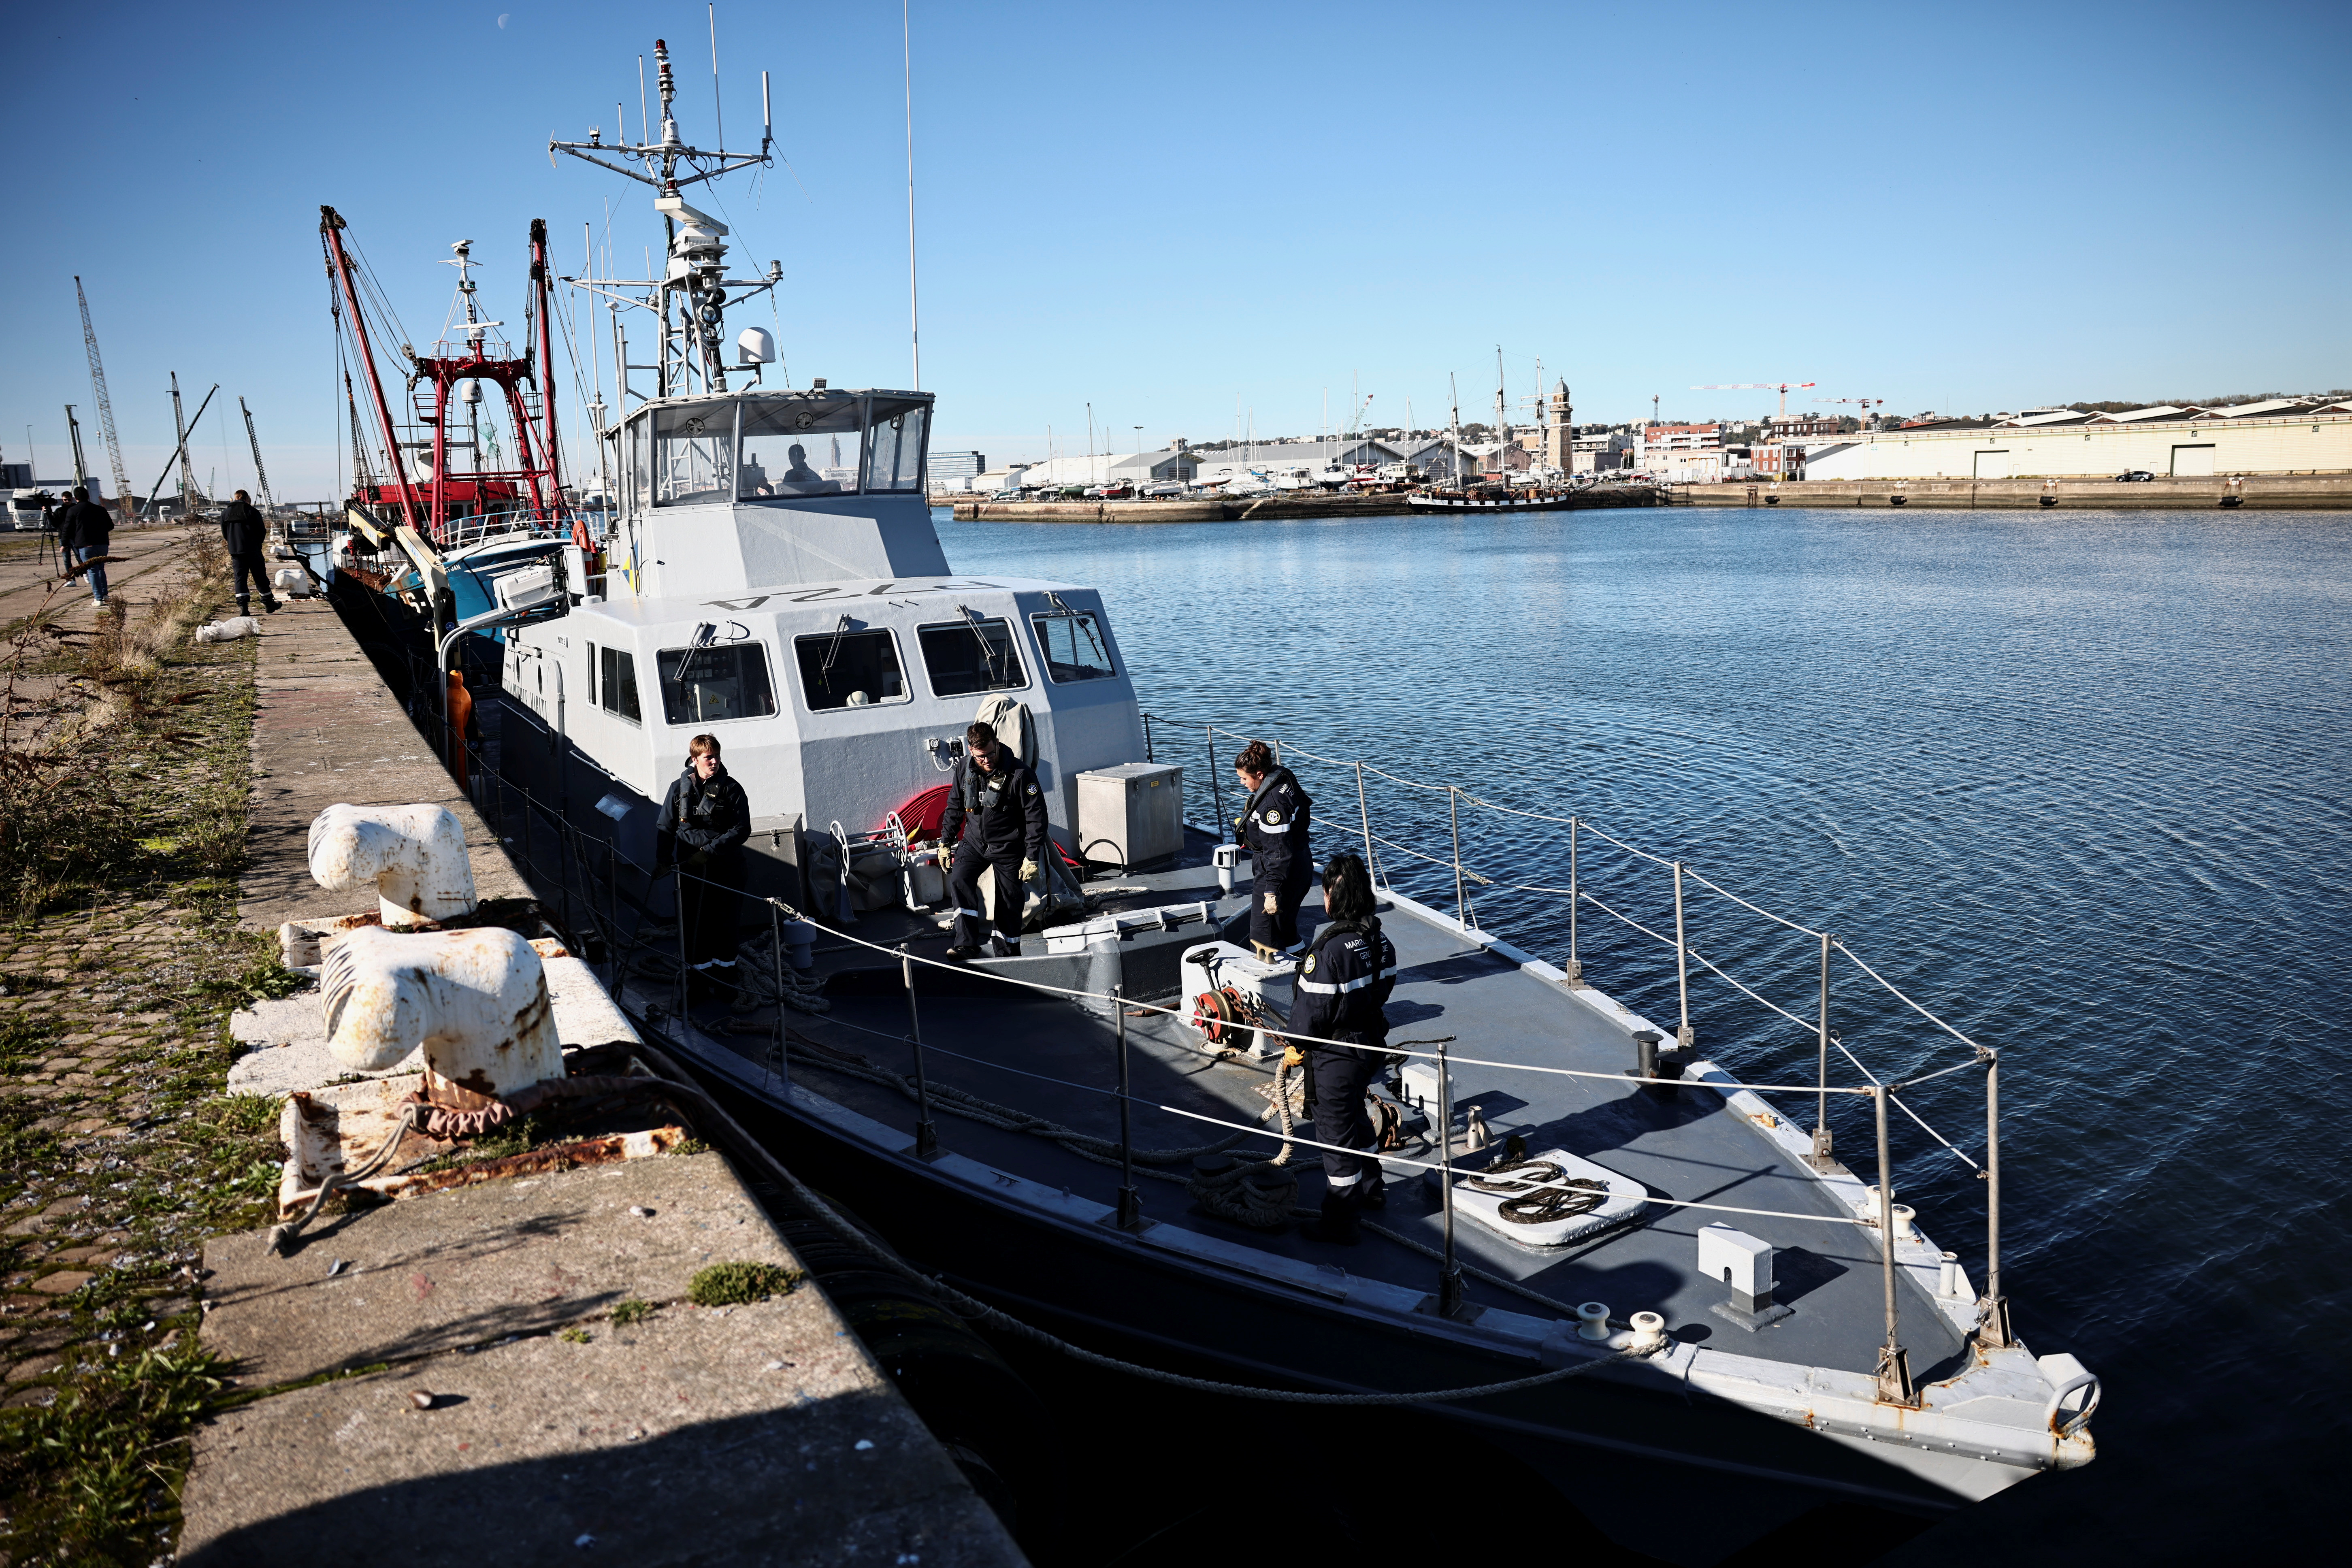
[0,527,296,1563]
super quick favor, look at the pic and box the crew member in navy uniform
[940,719,1049,959]
[658,733,752,1008]
[1288,853,1397,1244]
[1222,738,1313,955]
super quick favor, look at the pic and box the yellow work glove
[1019,857,1039,880]
[1282,1043,1305,1068]
[1263,891,1278,914]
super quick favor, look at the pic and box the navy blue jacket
[58,499,111,556]
[940,746,1048,861]
[1289,917,1396,1048]
[659,763,750,865]
[1238,765,1312,892]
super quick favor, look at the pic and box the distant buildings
[1802,398,2352,480]
[931,451,986,483]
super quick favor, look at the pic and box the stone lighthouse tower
[1543,379,1573,470]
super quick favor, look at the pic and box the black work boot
[1358,1171,1387,1212]
[263,596,283,614]
[1300,1185,1362,1245]
[234,595,251,619]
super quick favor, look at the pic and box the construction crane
[1693,380,1817,420]
[73,278,135,527]
[167,373,205,516]
[1817,396,1885,429]
[138,381,219,520]
[239,398,278,513]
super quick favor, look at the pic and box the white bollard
[1576,1301,1612,1342]
[308,803,478,927]
[321,925,561,1100]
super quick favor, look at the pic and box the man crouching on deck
[940,720,1049,960]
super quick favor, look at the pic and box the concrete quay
[1670,473,2352,509]
[181,578,1026,1565]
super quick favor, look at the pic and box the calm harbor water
[938,506,2346,1560]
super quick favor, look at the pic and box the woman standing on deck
[1224,739,1314,955]
[1290,853,1397,1244]
[660,733,752,1008]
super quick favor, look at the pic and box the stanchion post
[605,840,622,991]
[1874,1084,1916,1403]
[1355,761,1381,890]
[900,944,940,1158]
[769,901,792,1092]
[673,867,691,1020]
[1448,786,1467,929]
[1672,860,1694,1049]
[1566,817,1583,987]
[1142,712,1153,764]
[1204,726,1225,836]
[1812,931,1834,1167]
[1979,1050,2012,1346]
[1113,985,1142,1229]
[1436,1039,1465,1317]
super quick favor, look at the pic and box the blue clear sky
[3,0,2345,499]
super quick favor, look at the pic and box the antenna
[708,4,723,148]
[903,0,920,390]
[761,70,772,156]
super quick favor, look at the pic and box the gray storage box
[1075,763,1184,871]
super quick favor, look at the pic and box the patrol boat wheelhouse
[464,40,2102,1562]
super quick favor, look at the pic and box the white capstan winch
[307,802,477,927]
[1181,941,1296,1059]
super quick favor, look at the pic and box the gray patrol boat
[448,38,2098,1562]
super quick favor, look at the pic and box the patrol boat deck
[571,814,2093,1543]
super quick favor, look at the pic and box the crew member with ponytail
[1223,738,1314,955]
[1289,853,1397,1244]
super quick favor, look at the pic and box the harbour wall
[950,487,1665,522]
[1670,475,2352,509]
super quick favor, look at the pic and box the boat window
[584,642,597,704]
[862,397,929,493]
[1030,610,1116,683]
[598,645,641,722]
[626,418,651,510]
[792,626,909,710]
[656,642,778,724]
[652,403,736,506]
[917,616,1028,697]
[739,397,865,498]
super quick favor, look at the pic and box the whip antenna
[903,0,920,390]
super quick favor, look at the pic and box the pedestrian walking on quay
[219,489,279,615]
[56,486,114,609]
